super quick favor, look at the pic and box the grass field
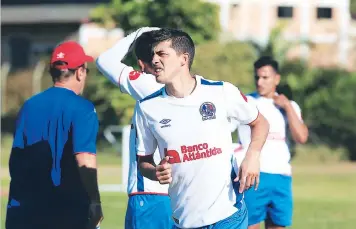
[1,136,356,229]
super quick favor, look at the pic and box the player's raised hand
[156,156,172,184]
[273,94,290,109]
[234,154,260,193]
[136,27,161,38]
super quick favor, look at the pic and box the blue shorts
[244,172,293,227]
[173,201,248,229]
[125,194,173,229]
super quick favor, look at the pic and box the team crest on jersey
[128,70,141,80]
[199,102,216,121]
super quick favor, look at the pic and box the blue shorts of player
[172,201,247,229]
[244,172,293,227]
[125,194,174,229]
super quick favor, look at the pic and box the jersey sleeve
[223,82,259,125]
[72,103,99,154]
[134,102,157,156]
[290,101,303,121]
[96,27,163,101]
[118,67,163,100]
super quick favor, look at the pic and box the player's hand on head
[234,153,260,193]
[137,27,161,36]
[273,94,290,109]
[156,156,172,184]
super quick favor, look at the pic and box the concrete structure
[208,0,355,70]
[1,0,113,71]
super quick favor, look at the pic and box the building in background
[2,0,356,71]
[208,0,356,70]
[1,0,123,71]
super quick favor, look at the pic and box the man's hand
[128,27,161,53]
[234,153,260,193]
[273,94,290,109]
[156,156,172,184]
[137,27,160,35]
[133,27,161,45]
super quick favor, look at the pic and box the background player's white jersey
[135,76,259,228]
[234,92,302,175]
[96,28,167,195]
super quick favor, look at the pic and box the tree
[279,60,356,160]
[249,24,312,67]
[192,40,257,92]
[90,0,220,45]
[87,0,221,129]
[351,0,356,19]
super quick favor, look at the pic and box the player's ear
[275,74,281,86]
[76,66,85,81]
[138,59,145,72]
[181,53,189,67]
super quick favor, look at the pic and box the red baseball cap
[50,41,94,70]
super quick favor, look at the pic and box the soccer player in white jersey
[135,28,270,229]
[233,56,309,229]
[96,27,174,229]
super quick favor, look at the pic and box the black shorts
[6,204,89,229]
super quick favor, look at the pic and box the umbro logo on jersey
[159,119,171,128]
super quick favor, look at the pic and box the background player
[6,41,103,229]
[96,27,173,229]
[233,56,308,229]
[135,28,270,229]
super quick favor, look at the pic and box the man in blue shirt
[6,41,103,229]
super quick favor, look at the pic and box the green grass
[2,134,356,229]
[291,164,356,229]
[2,163,355,229]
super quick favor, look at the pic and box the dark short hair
[134,32,154,63]
[277,83,293,100]
[254,56,279,73]
[149,28,195,69]
[49,61,83,83]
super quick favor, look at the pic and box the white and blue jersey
[233,92,302,175]
[96,27,174,229]
[135,76,259,228]
[232,91,303,227]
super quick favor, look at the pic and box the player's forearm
[246,113,269,158]
[78,166,101,202]
[77,165,104,228]
[96,29,141,85]
[76,153,101,203]
[138,156,159,181]
[98,29,141,63]
[285,103,309,144]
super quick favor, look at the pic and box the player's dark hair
[254,56,279,74]
[49,61,85,83]
[134,32,154,63]
[277,83,293,100]
[149,28,195,69]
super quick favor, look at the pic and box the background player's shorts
[173,201,248,229]
[244,172,293,227]
[125,194,173,229]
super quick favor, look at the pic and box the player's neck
[165,73,196,98]
[261,90,276,99]
[54,81,80,95]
